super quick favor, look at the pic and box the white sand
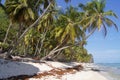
[30,71,109,80]
[62,71,108,80]
[0,59,52,79]
[0,59,110,80]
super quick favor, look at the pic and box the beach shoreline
[0,59,111,80]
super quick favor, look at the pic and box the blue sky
[1,0,120,63]
[57,0,120,63]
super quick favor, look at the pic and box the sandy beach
[0,59,110,80]
[31,71,108,80]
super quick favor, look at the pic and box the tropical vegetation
[0,0,118,62]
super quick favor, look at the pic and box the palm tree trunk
[3,23,12,43]
[19,2,52,40]
[85,28,96,39]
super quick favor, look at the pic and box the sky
[1,0,120,63]
[57,0,120,63]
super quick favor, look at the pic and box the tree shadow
[0,59,40,79]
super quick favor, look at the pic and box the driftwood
[0,53,45,63]
[91,68,100,72]
[9,55,46,63]
[66,65,83,71]
[0,52,8,59]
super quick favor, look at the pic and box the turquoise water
[98,63,120,68]
[97,63,120,80]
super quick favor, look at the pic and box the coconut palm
[79,0,118,36]
[55,6,84,44]
[4,0,36,55]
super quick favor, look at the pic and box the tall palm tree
[4,0,36,55]
[79,0,118,36]
[55,6,84,44]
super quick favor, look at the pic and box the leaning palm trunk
[85,28,96,40]
[19,2,52,40]
[5,3,52,58]
[38,29,48,55]
[3,23,12,43]
[41,45,70,60]
[40,35,69,60]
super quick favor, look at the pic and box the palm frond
[104,11,118,18]
[102,22,107,37]
[105,18,118,31]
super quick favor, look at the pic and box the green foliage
[5,0,35,25]
[79,0,118,36]
[0,7,9,42]
[0,42,9,49]
[54,6,84,44]
[0,8,18,43]
[63,46,93,62]
[0,0,118,63]
[0,7,18,42]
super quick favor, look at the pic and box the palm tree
[55,6,84,44]
[2,0,72,57]
[79,0,118,37]
[4,0,36,55]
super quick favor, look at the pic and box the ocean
[97,63,120,80]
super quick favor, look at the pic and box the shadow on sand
[0,59,39,79]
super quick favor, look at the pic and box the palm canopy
[79,0,118,36]
[5,0,35,25]
[54,6,84,43]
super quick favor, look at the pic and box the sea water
[97,63,120,80]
